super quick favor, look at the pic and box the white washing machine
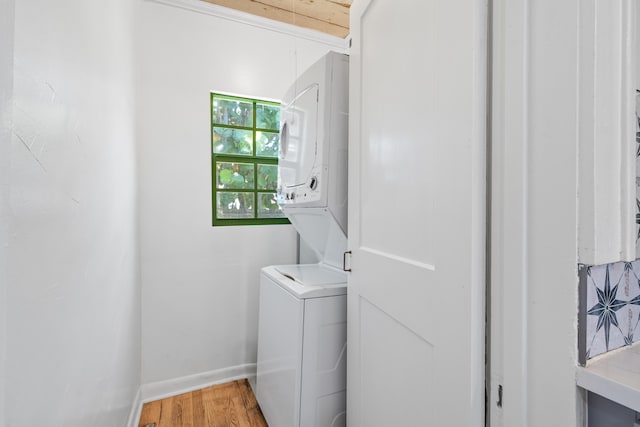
[256,264,347,427]
[255,51,349,427]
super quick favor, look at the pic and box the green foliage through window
[211,93,288,226]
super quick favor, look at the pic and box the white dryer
[277,51,349,268]
[255,51,349,427]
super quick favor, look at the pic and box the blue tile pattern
[586,261,640,359]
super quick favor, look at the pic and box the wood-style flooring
[138,379,268,427]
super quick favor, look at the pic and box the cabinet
[578,0,639,266]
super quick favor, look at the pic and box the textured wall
[7,0,140,425]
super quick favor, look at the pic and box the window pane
[257,164,278,190]
[213,127,253,156]
[212,98,253,127]
[258,192,285,218]
[211,93,284,226]
[255,103,280,130]
[216,162,254,189]
[256,131,279,158]
[216,192,254,219]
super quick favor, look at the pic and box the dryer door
[278,83,319,204]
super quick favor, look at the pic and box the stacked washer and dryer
[255,52,349,427]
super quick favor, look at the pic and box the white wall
[135,1,339,384]
[6,0,140,425]
[0,0,14,424]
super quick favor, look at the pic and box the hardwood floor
[138,379,268,427]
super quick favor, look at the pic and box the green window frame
[211,93,289,226]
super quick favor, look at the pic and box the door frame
[488,0,594,425]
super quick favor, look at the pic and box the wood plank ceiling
[201,0,352,38]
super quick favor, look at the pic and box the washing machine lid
[276,264,346,286]
[262,264,347,299]
[283,207,346,271]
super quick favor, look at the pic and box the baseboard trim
[128,364,257,427]
[142,363,256,403]
[126,387,143,427]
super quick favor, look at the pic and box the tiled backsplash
[580,262,640,361]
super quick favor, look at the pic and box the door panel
[347,0,487,425]
[358,0,436,264]
[360,298,435,426]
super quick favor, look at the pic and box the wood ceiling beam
[258,0,349,28]
[201,0,351,38]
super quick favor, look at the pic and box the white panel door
[347,0,487,425]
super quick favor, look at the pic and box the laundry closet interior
[1,1,640,426]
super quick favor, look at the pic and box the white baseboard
[126,387,143,427]
[141,363,257,402]
[127,363,257,426]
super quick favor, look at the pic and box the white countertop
[576,342,640,412]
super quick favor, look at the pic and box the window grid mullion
[212,123,253,132]
[217,189,256,193]
[213,92,279,107]
[253,101,258,218]
[215,155,278,164]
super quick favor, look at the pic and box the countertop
[576,342,640,412]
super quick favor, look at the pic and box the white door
[347,0,487,425]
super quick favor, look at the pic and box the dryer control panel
[277,165,325,205]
